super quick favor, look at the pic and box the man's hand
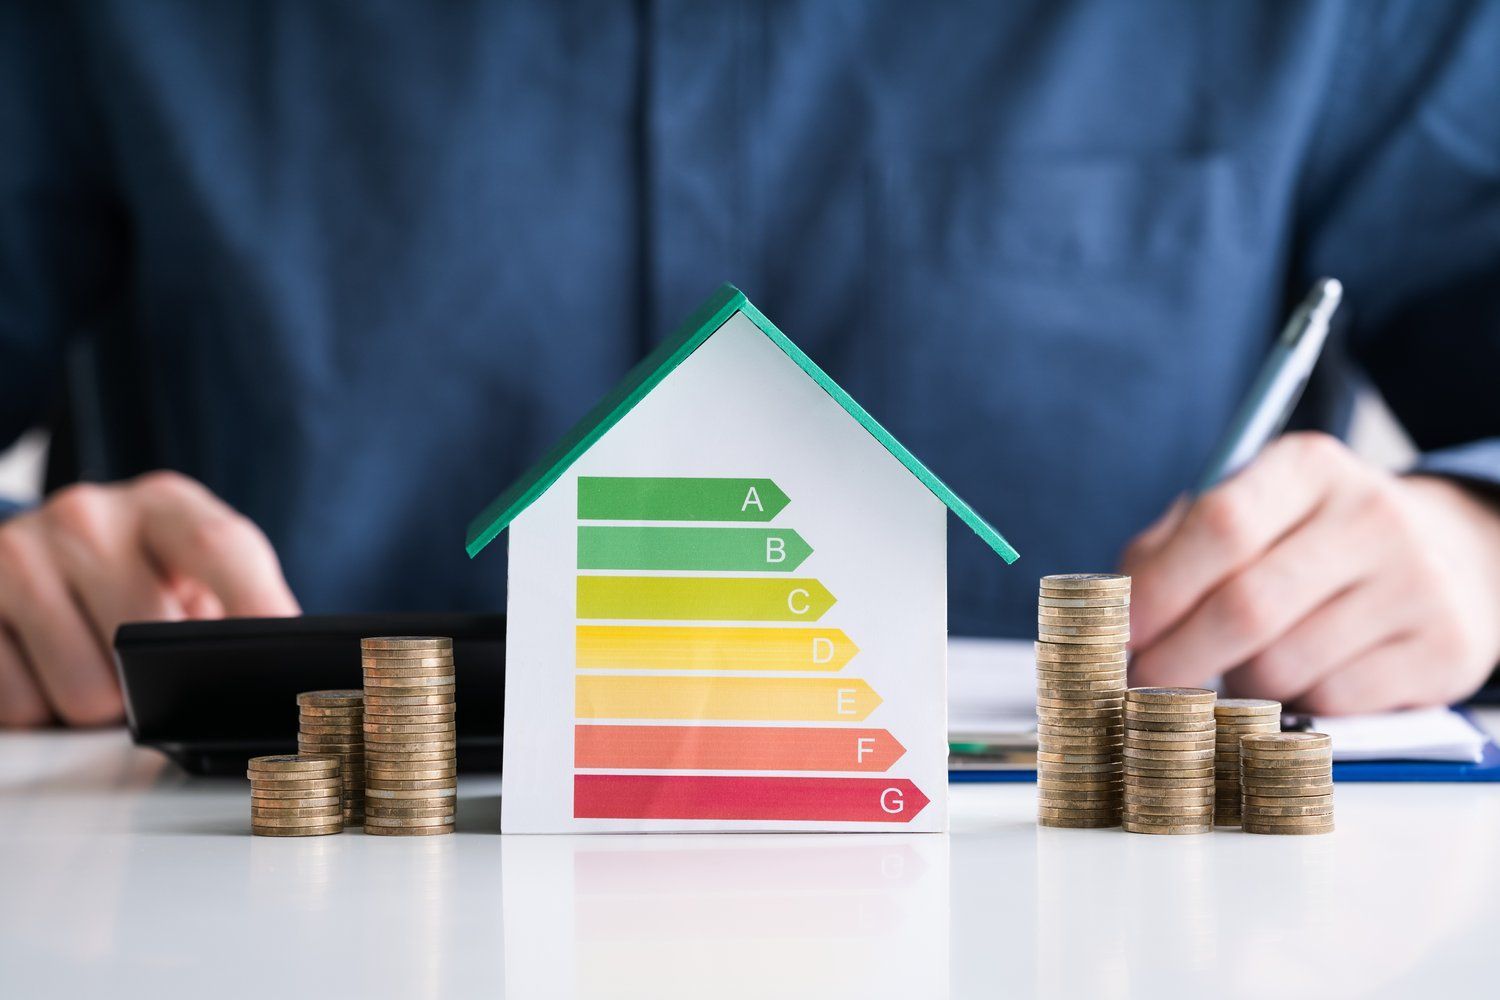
[1122,433,1500,714]
[0,471,298,727]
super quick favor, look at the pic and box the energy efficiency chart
[572,475,929,825]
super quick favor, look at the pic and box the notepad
[946,637,1492,764]
[1304,707,1487,763]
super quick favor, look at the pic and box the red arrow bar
[575,725,906,772]
[574,775,930,823]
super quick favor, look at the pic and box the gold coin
[1035,663,1128,677]
[1121,820,1210,835]
[363,705,456,717]
[1038,816,1119,829]
[365,777,456,791]
[1038,596,1129,610]
[1036,721,1124,735]
[1036,704,1123,719]
[251,794,342,808]
[1243,822,1333,836]
[363,692,456,705]
[1038,780,1123,793]
[1039,573,1131,592]
[250,811,347,827]
[1124,785,1215,801]
[1126,687,1215,704]
[298,724,363,736]
[1214,699,1281,715]
[1125,716,1216,731]
[298,706,364,719]
[1240,750,1332,767]
[366,755,455,767]
[1125,802,1213,817]
[1241,732,1331,752]
[250,804,343,819]
[252,823,343,837]
[247,755,339,774]
[1243,793,1334,808]
[363,824,454,836]
[1124,773,1215,787]
[1036,754,1123,768]
[361,654,455,667]
[361,635,453,649]
[1034,644,1129,661]
[296,690,364,707]
[363,675,456,689]
[1037,804,1123,819]
[362,720,457,733]
[1124,727,1218,742]
[1243,803,1336,817]
[365,786,458,799]
[1036,762,1121,776]
[246,774,342,789]
[365,765,457,779]
[1123,744,1215,759]
[1038,605,1128,620]
[1241,763,1330,778]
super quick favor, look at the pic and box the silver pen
[1197,277,1344,493]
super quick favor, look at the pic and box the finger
[41,484,186,648]
[1224,579,1413,703]
[135,475,299,617]
[0,627,52,727]
[1131,433,1354,648]
[1119,494,1190,571]
[0,525,122,726]
[1294,636,1443,715]
[1129,505,1381,688]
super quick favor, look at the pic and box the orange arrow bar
[574,725,906,772]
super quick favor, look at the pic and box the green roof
[465,284,1019,564]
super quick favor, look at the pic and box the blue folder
[949,709,1500,783]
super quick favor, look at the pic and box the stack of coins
[1035,573,1131,828]
[1240,732,1334,835]
[1122,688,1216,835]
[248,755,343,837]
[297,690,366,825]
[361,637,457,836]
[1212,698,1281,826]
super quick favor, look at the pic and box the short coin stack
[1212,698,1281,826]
[1122,687,1216,835]
[297,690,366,826]
[361,637,457,836]
[248,755,343,837]
[1240,732,1334,835]
[1035,573,1131,828]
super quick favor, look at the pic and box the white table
[4,722,1500,1000]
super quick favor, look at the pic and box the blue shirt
[3,1,1498,637]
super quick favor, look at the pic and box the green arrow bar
[577,526,813,572]
[577,576,837,621]
[577,477,790,522]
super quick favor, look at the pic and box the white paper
[1309,706,1487,763]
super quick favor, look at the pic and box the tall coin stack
[248,755,344,837]
[1035,573,1131,828]
[297,690,366,826]
[361,637,457,836]
[1240,732,1334,835]
[1212,698,1281,826]
[1122,687,1216,835]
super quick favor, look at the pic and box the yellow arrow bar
[575,675,883,722]
[575,625,860,672]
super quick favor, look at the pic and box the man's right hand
[0,471,299,727]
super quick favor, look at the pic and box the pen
[1196,277,1344,493]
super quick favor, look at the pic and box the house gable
[465,284,1018,564]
